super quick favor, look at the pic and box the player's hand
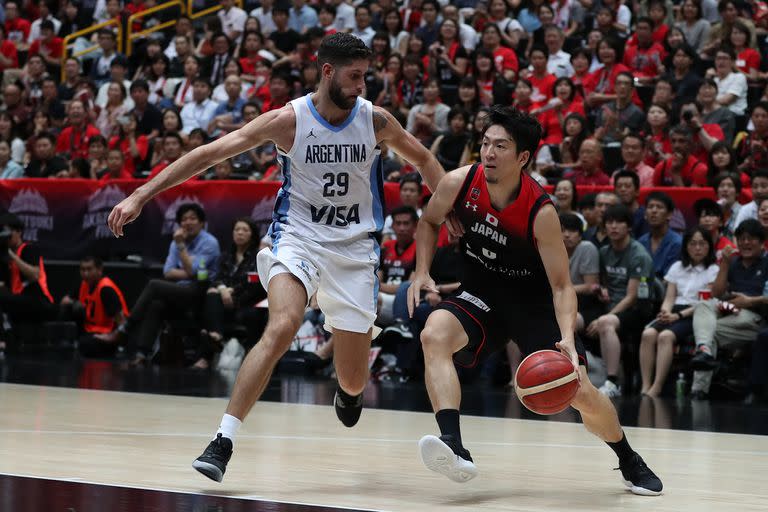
[445,211,465,238]
[555,337,581,379]
[108,193,147,237]
[407,273,438,318]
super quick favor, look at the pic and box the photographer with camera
[678,100,722,164]
[0,213,55,355]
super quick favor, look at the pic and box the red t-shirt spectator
[582,63,631,97]
[528,73,557,104]
[493,47,519,75]
[652,155,708,186]
[538,100,586,145]
[5,18,31,44]
[626,24,669,46]
[736,48,761,74]
[239,56,264,75]
[0,40,19,71]
[691,124,724,163]
[109,135,149,176]
[29,37,64,60]
[56,124,102,160]
[567,168,611,186]
[622,43,666,79]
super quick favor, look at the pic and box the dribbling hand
[108,194,146,237]
[407,273,439,318]
[555,338,581,380]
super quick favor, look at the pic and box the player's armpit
[420,166,471,227]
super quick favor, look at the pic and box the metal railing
[60,19,122,81]
[126,0,186,56]
[188,0,243,20]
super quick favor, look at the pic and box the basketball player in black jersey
[407,106,663,496]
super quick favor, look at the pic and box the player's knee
[420,326,446,354]
[263,313,303,348]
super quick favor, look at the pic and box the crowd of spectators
[0,0,768,402]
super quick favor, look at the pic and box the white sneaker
[599,380,622,398]
[418,435,478,483]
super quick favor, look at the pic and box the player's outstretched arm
[107,107,295,237]
[535,204,579,370]
[407,167,469,317]
[373,106,444,193]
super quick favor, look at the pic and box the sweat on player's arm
[407,167,470,316]
[533,203,579,371]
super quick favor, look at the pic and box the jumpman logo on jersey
[307,129,317,139]
[465,201,477,211]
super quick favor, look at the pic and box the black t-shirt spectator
[25,156,69,178]
[269,29,301,55]
[133,104,163,136]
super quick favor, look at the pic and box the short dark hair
[559,213,583,233]
[670,124,693,139]
[130,79,150,93]
[635,16,654,29]
[448,106,469,124]
[390,205,419,223]
[715,45,736,60]
[735,219,766,241]
[317,32,372,69]
[622,132,646,148]
[89,134,107,147]
[481,106,543,170]
[192,77,212,89]
[603,204,633,226]
[753,101,768,116]
[36,131,57,145]
[175,203,206,224]
[712,172,742,194]
[579,192,597,210]
[70,158,91,177]
[752,169,768,184]
[40,20,55,31]
[613,169,640,191]
[81,255,104,268]
[694,198,724,219]
[645,191,675,212]
[272,5,289,16]
[164,131,184,145]
[399,172,423,190]
[681,227,716,267]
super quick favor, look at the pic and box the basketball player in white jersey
[107,33,446,482]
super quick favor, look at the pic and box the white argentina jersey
[269,94,384,244]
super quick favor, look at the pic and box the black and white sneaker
[381,320,414,340]
[419,434,478,483]
[618,453,663,496]
[334,390,363,427]
[192,433,233,482]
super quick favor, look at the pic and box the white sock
[215,414,242,443]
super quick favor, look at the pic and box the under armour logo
[465,201,477,211]
[307,129,317,139]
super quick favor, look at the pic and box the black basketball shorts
[435,288,588,369]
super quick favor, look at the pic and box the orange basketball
[514,350,580,415]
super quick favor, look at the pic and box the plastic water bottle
[676,372,687,398]
[197,257,208,282]
[638,277,650,300]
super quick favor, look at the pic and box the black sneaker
[617,452,663,496]
[192,433,233,482]
[334,389,363,427]
[381,320,414,340]
[419,434,478,483]
[690,350,718,371]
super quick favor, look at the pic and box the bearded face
[328,72,358,110]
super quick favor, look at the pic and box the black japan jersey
[380,238,417,284]
[454,163,554,304]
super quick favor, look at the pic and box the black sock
[435,409,462,445]
[607,375,619,385]
[336,386,361,405]
[606,432,634,463]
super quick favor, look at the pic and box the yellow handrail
[60,19,122,81]
[188,0,243,21]
[126,0,186,57]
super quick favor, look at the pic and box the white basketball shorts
[257,232,380,334]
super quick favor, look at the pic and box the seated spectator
[66,157,91,179]
[58,58,83,102]
[583,38,631,110]
[652,124,708,186]
[0,25,20,73]
[377,206,418,327]
[640,227,719,396]
[59,256,129,358]
[512,79,536,114]
[697,78,736,144]
[95,57,134,112]
[28,20,63,76]
[95,81,130,138]
[39,78,66,126]
[109,112,149,176]
[4,2,30,52]
[564,138,610,186]
[0,140,23,179]
[208,75,246,137]
[382,173,423,243]
[97,204,221,366]
[191,217,264,369]
[426,18,469,106]
[522,46,557,106]
[99,148,132,181]
[662,44,702,110]
[587,204,655,397]
[707,141,749,189]
[552,178,584,223]
[638,192,683,279]
[180,78,218,134]
[675,0,711,52]
[711,47,748,120]
[260,73,292,112]
[130,80,162,140]
[727,21,762,82]
[406,79,450,147]
[558,113,591,170]
[535,77,585,146]
[733,169,768,227]
[203,32,234,88]
[87,135,108,177]
[579,193,600,233]
[713,173,743,238]
[148,132,185,179]
[429,107,470,171]
[543,25,574,78]
[594,72,646,144]
[471,49,508,108]
[171,55,200,109]
[21,54,49,111]
[25,132,68,178]
[351,5,376,47]
[677,101,724,164]
[613,133,654,188]
[560,213,603,334]
[0,213,56,354]
[267,6,301,57]
[623,17,667,85]
[694,198,736,262]
[2,84,32,136]
[584,191,620,248]
[613,169,648,238]
[479,20,519,83]
[89,29,124,88]
[689,219,768,399]
[56,100,101,160]
[735,101,768,176]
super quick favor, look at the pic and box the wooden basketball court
[1,382,766,511]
